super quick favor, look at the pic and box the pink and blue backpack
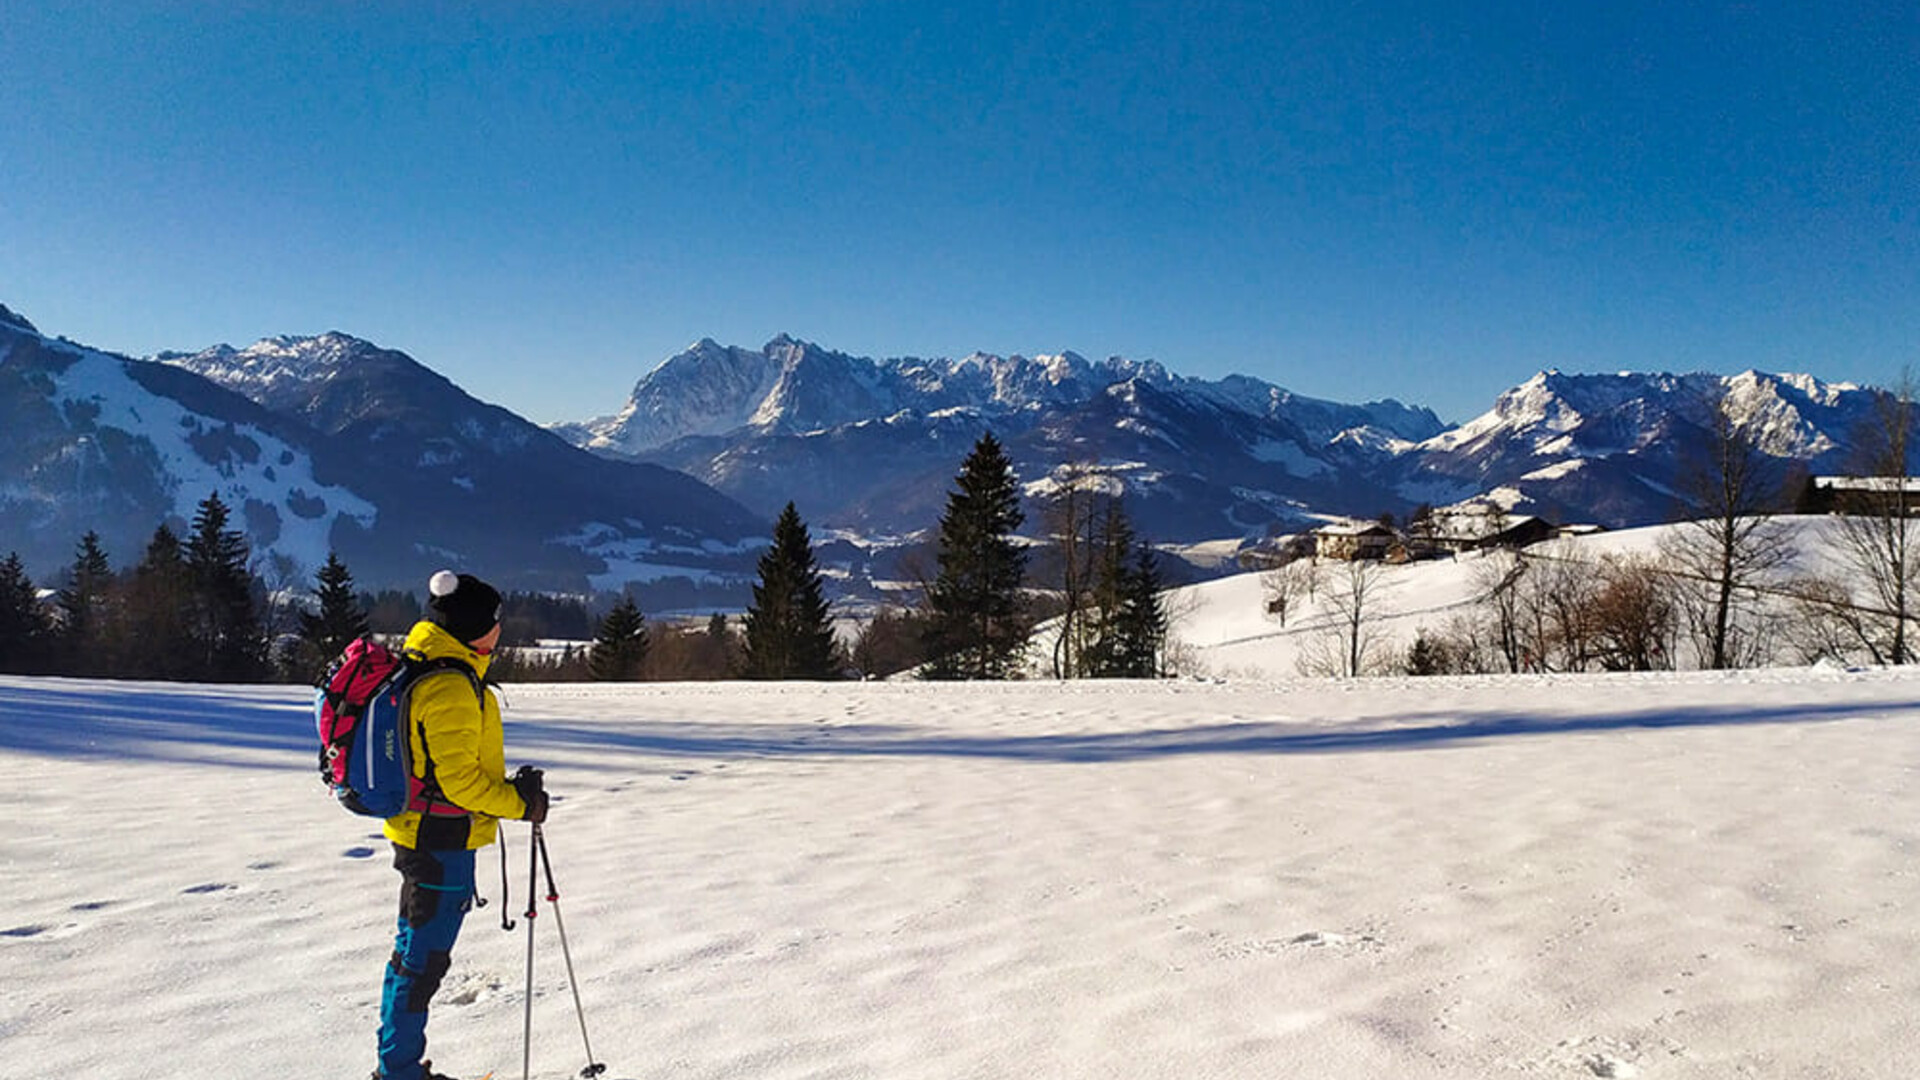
[314,637,479,818]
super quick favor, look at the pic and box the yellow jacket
[382,620,528,850]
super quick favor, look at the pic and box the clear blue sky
[3,1,1915,424]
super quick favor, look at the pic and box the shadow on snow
[2,675,1911,769]
[511,698,1913,765]
[0,677,313,768]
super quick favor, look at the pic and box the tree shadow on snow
[1,675,1913,768]
[509,695,1917,765]
[0,677,311,767]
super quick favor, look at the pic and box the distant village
[1291,474,1903,565]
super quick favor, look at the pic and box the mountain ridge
[0,311,765,600]
[551,334,1882,545]
[2,300,1900,605]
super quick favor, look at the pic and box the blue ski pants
[376,843,476,1080]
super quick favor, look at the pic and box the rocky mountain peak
[0,303,38,334]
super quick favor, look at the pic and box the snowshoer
[373,570,549,1080]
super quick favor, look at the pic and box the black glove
[511,765,549,824]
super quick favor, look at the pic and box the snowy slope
[6,661,1920,1079]
[0,320,378,577]
[6,518,1918,1078]
[1161,516,1864,679]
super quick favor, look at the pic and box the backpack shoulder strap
[405,652,484,705]
[398,652,488,812]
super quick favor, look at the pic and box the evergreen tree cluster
[0,493,273,681]
[1076,504,1170,679]
[3,434,1177,684]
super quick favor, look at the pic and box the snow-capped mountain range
[0,297,1897,603]
[551,336,1450,548]
[0,307,763,600]
[553,334,1887,550]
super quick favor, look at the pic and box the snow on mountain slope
[555,337,1890,551]
[551,336,1443,543]
[158,332,372,397]
[140,327,769,596]
[564,336,1444,459]
[51,347,376,556]
[1399,369,1886,528]
[0,320,376,578]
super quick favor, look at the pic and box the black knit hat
[426,570,502,644]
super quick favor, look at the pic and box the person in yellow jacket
[374,570,549,1080]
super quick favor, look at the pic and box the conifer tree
[0,552,51,674]
[185,491,267,681]
[588,594,649,681]
[922,433,1030,680]
[123,525,196,680]
[1109,542,1169,677]
[55,531,116,676]
[294,553,370,680]
[1079,500,1167,678]
[741,502,840,678]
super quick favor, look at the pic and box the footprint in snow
[343,846,379,859]
[182,882,234,895]
[1,924,48,938]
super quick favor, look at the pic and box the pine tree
[922,433,1030,680]
[55,531,116,676]
[122,525,196,680]
[1109,542,1169,677]
[1079,500,1166,678]
[741,503,840,678]
[0,552,51,674]
[185,492,267,681]
[295,553,370,680]
[588,594,649,681]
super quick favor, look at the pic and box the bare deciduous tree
[1587,555,1678,671]
[1038,463,1103,679]
[1471,548,1528,672]
[1662,391,1796,669]
[1781,576,1880,665]
[1298,557,1389,677]
[1261,556,1315,628]
[1832,372,1920,663]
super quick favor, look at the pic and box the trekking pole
[498,830,516,931]
[537,825,607,1078]
[522,823,539,1080]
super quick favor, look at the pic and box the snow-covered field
[6,657,1920,1079]
[5,518,1915,1078]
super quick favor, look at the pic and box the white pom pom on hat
[425,569,503,644]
